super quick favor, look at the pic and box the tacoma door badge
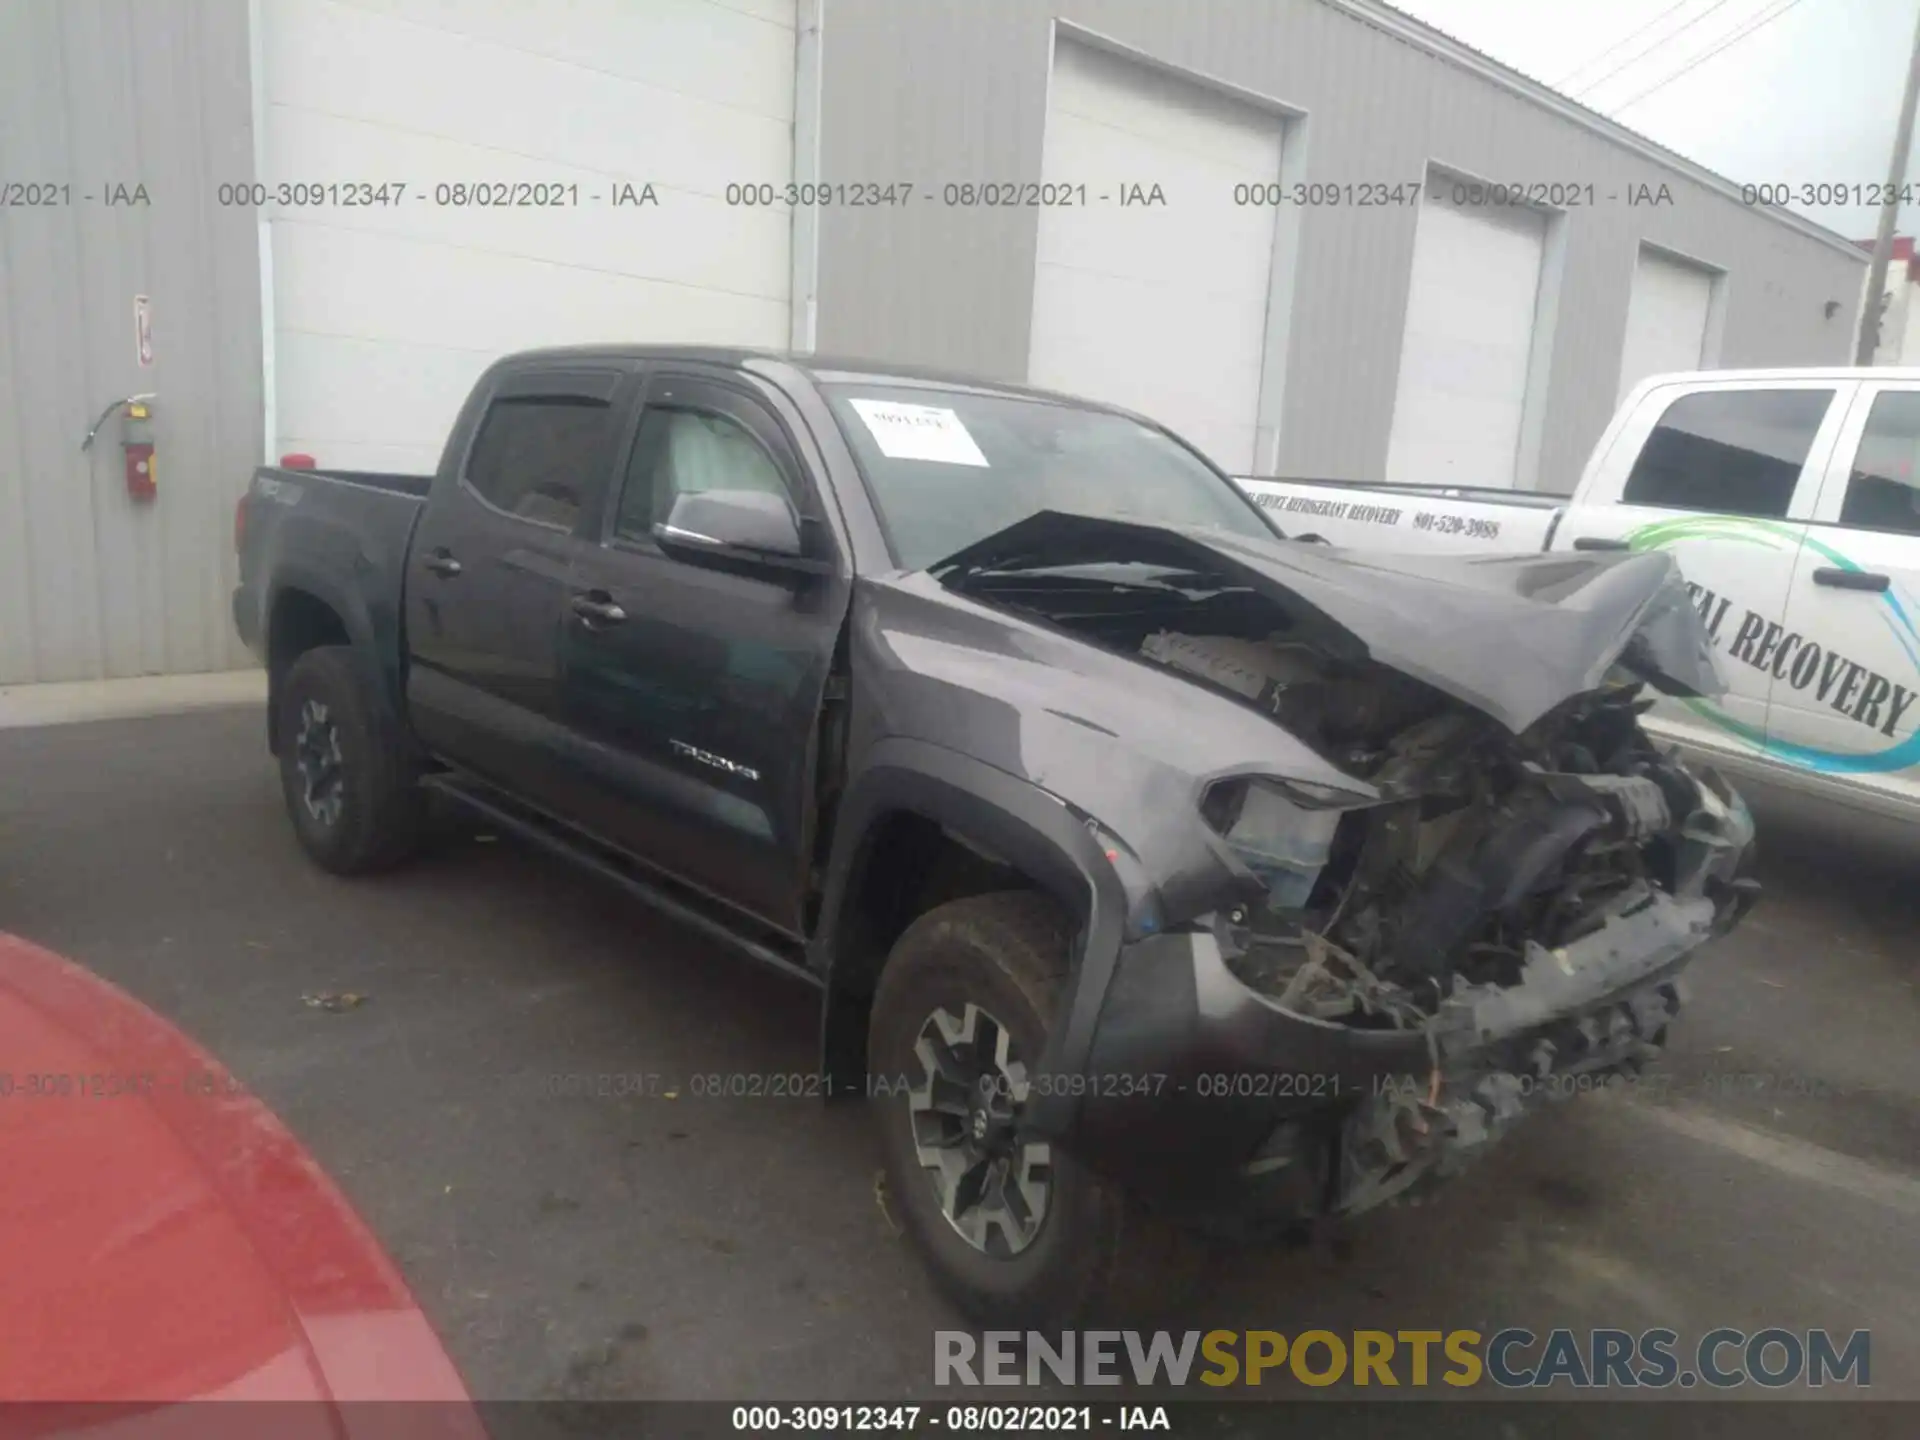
[669,739,760,782]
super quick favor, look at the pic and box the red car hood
[0,932,482,1433]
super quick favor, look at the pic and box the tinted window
[614,408,793,541]
[465,396,612,528]
[1841,390,1920,536]
[821,384,1274,570]
[1621,389,1833,518]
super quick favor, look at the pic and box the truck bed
[290,468,434,499]
[1232,475,1565,554]
[1242,475,1565,508]
[233,464,431,704]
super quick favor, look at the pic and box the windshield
[821,383,1278,570]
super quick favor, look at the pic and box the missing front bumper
[1036,884,1719,1233]
[1334,971,1686,1216]
[1325,883,1716,1217]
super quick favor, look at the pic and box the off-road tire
[276,645,425,875]
[869,890,1204,1328]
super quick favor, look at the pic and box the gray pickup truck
[234,345,1759,1325]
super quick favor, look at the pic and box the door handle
[1571,536,1631,551]
[1812,567,1891,592]
[422,549,463,578]
[570,592,627,628]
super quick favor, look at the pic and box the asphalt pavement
[2,705,1917,1406]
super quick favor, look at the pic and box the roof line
[1326,0,1868,263]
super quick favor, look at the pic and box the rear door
[404,366,626,807]
[1762,381,1920,804]
[558,372,847,935]
[1549,379,1852,751]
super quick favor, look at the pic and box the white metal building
[0,0,1869,684]
[255,0,803,472]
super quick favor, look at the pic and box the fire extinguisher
[80,392,159,502]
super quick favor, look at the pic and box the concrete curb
[0,669,267,729]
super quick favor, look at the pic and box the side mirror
[652,489,829,575]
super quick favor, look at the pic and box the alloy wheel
[293,698,346,826]
[907,1001,1053,1257]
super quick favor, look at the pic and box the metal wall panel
[814,0,1867,494]
[0,0,261,684]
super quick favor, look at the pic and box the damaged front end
[933,511,1759,1234]
[1198,666,1757,1219]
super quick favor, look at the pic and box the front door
[559,375,846,934]
[1763,381,1920,806]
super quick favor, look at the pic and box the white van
[1238,368,1920,825]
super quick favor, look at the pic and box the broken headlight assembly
[1201,684,1759,1033]
[1200,773,1378,918]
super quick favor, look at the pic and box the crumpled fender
[809,736,1128,1096]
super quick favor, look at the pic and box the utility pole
[1856,0,1920,364]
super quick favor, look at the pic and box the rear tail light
[234,493,249,553]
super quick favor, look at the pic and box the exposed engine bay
[1149,625,1756,1215]
[940,544,1755,1023]
[1150,623,1756,1213]
[940,528,1758,1219]
[1149,628,1757,1017]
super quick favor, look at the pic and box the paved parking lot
[4,704,1920,1404]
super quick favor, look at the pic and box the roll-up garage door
[1027,40,1284,474]
[1618,246,1714,402]
[255,0,797,471]
[1385,184,1547,488]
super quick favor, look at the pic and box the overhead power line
[1569,0,1743,99]
[1551,0,1715,90]
[1609,0,1812,112]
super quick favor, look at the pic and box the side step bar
[420,772,822,990]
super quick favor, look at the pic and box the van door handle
[570,592,627,628]
[1571,536,1630,551]
[422,549,462,578]
[1812,567,1890,591]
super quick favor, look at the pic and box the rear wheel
[869,891,1201,1327]
[276,645,425,874]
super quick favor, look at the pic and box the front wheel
[276,645,425,874]
[868,891,1201,1327]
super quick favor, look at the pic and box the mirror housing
[652,489,830,575]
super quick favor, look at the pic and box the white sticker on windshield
[848,399,989,467]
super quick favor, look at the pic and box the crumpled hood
[934,511,1726,733]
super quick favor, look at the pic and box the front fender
[810,737,1129,1126]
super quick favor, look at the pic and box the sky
[1388,0,1920,244]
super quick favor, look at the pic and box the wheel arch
[263,570,382,754]
[811,738,1127,1098]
